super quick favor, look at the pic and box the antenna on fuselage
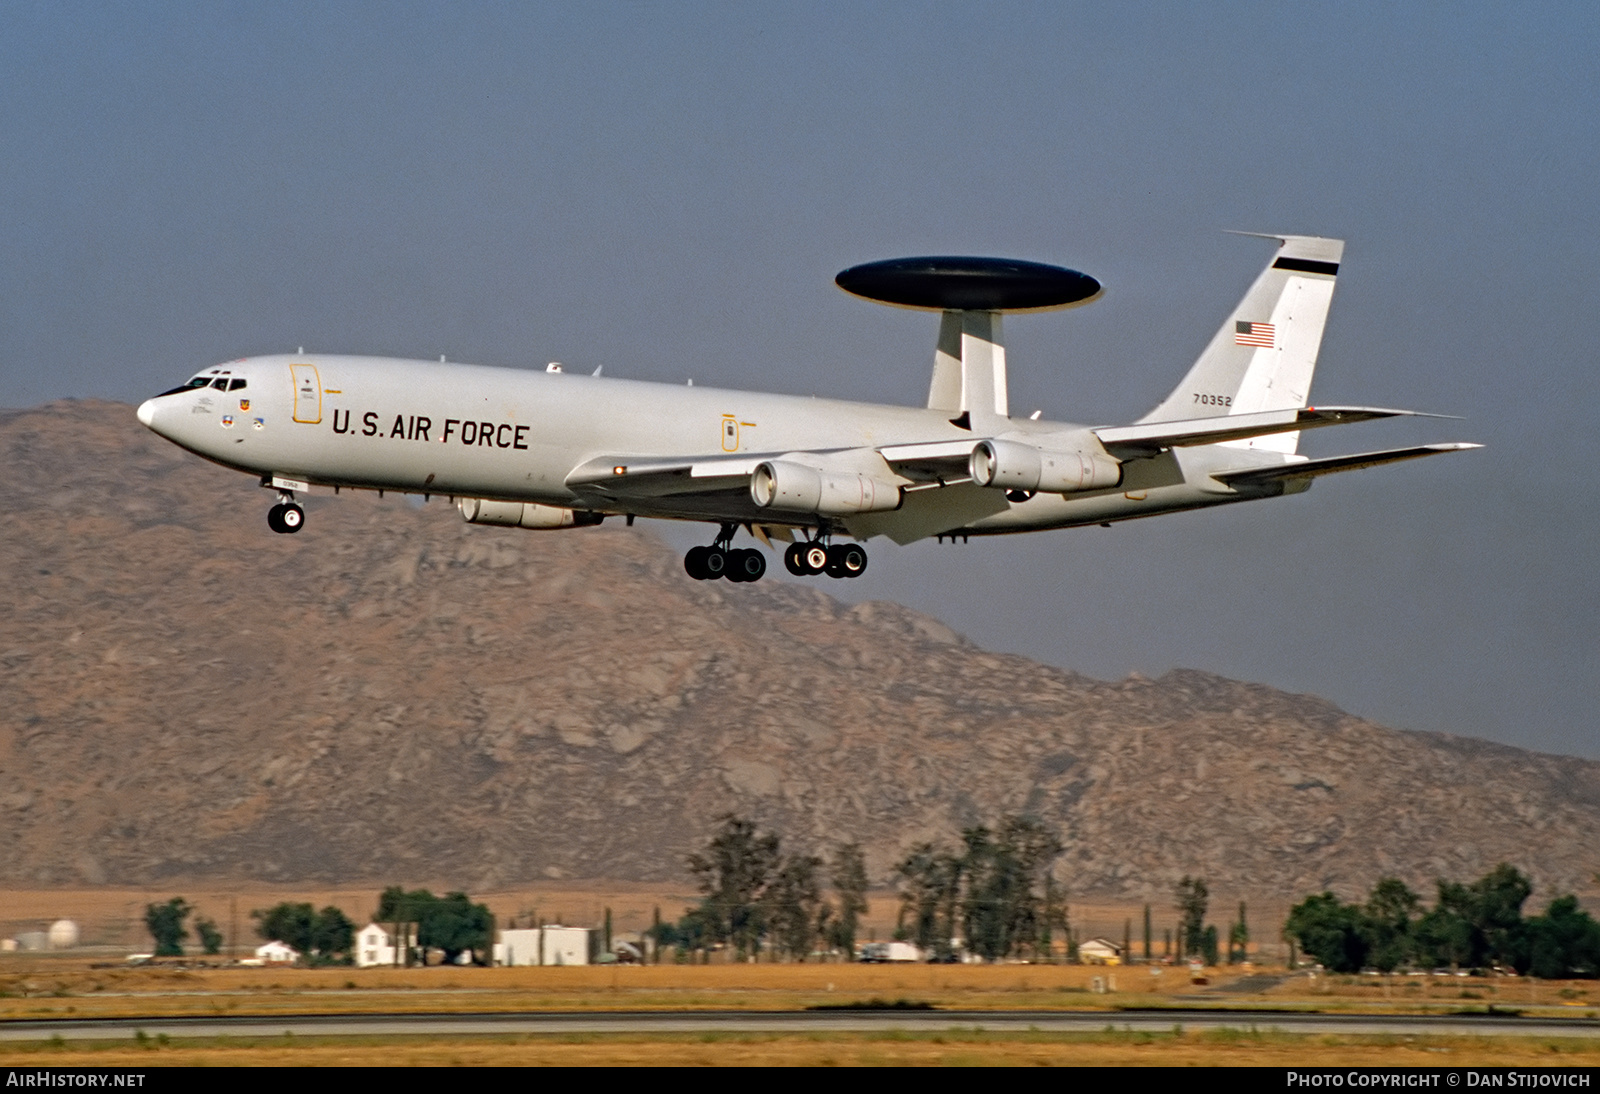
[834,256,1102,431]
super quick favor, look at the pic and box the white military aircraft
[137,233,1476,582]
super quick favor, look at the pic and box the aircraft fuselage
[137,353,1245,538]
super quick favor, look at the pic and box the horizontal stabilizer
[1213,443,1482,487]
[1096,406,1447,458]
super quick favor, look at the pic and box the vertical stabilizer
[928,310,1009,428]
[1141,234,1343,453]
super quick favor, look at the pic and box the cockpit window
[228,378,247,391]
[156,375,219,398]
[210,377,230,390]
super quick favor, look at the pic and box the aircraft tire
[266,504,287,534]
[801,543,829,575]
[280,503,305,533]
[730,548,766,582]
[684,545,710,580]
[826,542,867,578]
[783,543,808,576]
[702,547,729,580]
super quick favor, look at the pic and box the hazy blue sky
[3,3,1596,756]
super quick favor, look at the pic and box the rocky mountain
[1,399,1595,902]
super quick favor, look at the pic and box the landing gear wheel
[266,505,286,533]
[800,542,830,575]
[702,546,729,580]
[825,542,867,578]
[783,542,808,577]
[684,545,710,580]
[727,548,766,583]
[278,502,305,533]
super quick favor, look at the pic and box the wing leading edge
[1213,443,1482,488]
[1095,406,1452,458]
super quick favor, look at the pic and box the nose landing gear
[266,490,305,534]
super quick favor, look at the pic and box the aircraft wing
[566,440,983,503]
[564,454,762,501]
[1095,406,1448,458]
[1213,443,1482,487]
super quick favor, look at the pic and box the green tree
[1521,896,1600,979]
[766,853,824,961]
[688,815,780,959]
[1041,876,1069,963]
[253,902,315,955]
[655,906,713,960]
[310,906,356,963]
[416,892,494,965]
[828,843,870,960]
[253,902,358,964]
[1228,901,1249,964]
[144,898,191,957]
[374,886,438,967]
[1362,878,1420,972]
[894,841,965,957]
[195,917,224,957]
[1174,877,1208,960]
[1418,864,1532,969]
[1286,891,1368,972]
[959,817,1063,962]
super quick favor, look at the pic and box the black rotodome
[835,256,1101,312]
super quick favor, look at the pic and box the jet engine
[749,460,902,516]
[968,439,1122,493]
[457,497,605,529]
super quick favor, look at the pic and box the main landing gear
[266,492,305,534]
[683,524,868,583]
[684,524,767,582]
[782,539,867,579]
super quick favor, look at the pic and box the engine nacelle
[750,460,902,516]
[969,439,1122,493]
[457,497,605,529]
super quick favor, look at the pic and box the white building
[255,940,299,965]
[1079,938,1124,965]
[858,941,922,963]
[495,925,595,966]
[355,923,412,968]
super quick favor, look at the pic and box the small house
[1079,938,1123,966]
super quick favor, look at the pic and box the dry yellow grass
[2,1031,1599,1067]
[2,959,1596,1024]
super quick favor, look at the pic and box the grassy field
[3,1029,1600,1067]
[1,958,1595,1019]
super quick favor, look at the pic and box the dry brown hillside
[1,400,1596,902]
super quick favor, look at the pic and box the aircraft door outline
[291,364,322,424]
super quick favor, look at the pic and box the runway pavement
[3,1008,1598,1042]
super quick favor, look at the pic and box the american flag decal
[1235,321,1275,348]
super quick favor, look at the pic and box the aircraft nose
[136,399,157,428]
